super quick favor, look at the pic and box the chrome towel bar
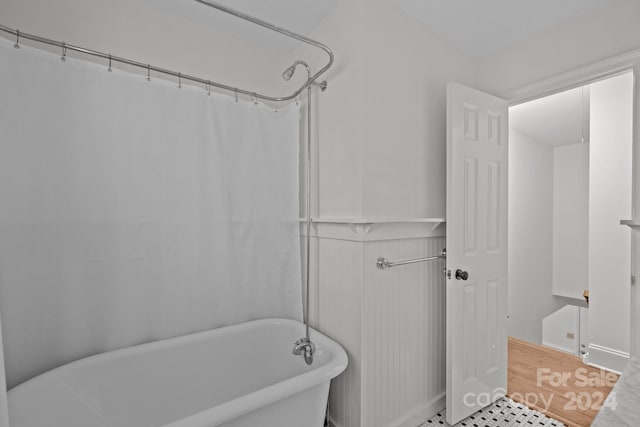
[376,248,446,270]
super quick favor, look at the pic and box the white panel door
[446,82,508,425]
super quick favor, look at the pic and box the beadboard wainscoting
[305,220,447,427]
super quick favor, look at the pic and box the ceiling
[135,0,338,52]
[136,0,620,58]
[392,0,619,58]
[509,86,589,147]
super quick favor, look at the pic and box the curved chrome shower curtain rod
[0,0,334,103]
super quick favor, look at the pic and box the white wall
[360,0,477,218]
[293,0,477,219]
[288,0,368,218]
[553,143,589,299]
[476,0,640,98]
[587,72,633,372]
[508,130,564,344]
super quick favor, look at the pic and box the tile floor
[421,398,565,427]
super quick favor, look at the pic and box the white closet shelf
[620,219,640,229]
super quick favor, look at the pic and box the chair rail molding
[303,218,446,242]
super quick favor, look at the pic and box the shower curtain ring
[206,81,211,96]
[178,73,182,89]
[107,54,112,73]
[252,93,258,106]
[295,94,301,106]
[234,88,239,103]
[147,64,151,82]
[61,43,67,62]
[14,30,20,49]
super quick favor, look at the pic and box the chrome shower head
[282,64,297,81]
[281,61,327,91]
[282,61,311,81]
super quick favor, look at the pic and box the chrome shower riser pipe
[305,80,312,343]
[283,60,316,365]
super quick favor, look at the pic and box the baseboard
[328,393,446,427]
[389,392,446,427]
[585,343,630,374]
[542,341,576,356]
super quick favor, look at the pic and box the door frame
[503,49,640,359]
[505,49,640,106]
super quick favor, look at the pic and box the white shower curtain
[0,37,302,390]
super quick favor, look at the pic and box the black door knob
[455,269,469,280]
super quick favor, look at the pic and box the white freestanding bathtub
[8,318,347,427]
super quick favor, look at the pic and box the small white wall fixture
[542,305,581,355]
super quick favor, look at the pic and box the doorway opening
[506,71,633,425]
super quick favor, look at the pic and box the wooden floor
[508,337,619,427]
